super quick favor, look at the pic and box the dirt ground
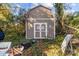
[22,39,79,56]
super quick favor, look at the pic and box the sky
[17,3,79,11]
[69,3,79,12]
[11,3,79,15]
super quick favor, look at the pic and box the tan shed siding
[25,18,34,39]
[26,6,55,39]
[27,23,34,39]
[29,7,52,18]
[47,21,54,38]
[26,18,55,39]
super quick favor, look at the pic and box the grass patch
[23,35,65,56]
[3,28,25,46]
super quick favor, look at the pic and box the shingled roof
[25,5,53,18]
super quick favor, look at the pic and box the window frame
[34,23,47,39]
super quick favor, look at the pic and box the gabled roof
[29,5,51,11]
[25,5,53,18]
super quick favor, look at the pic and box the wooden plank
[61,34,73,54]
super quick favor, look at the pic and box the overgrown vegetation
[22,35,65,56]
[0,3,26,46]
[0,3,79,56]
[2,23,25,46]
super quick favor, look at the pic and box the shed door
[34,23,47,39]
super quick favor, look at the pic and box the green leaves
[0,4,12,21]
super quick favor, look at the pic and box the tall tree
[0,3,13,30]
[0,4,12,21]
[54,3,66,34]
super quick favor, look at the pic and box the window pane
[35,24,40,31]
[35,32,40,37]
[41,32,46,37]
[41,24,46,31]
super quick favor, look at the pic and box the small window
[34,23,47,39]
[35,24,40,31]
[35,32,40,37]
[41,24,46,31]
[41,32,46,37]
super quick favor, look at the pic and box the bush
[3,23,25,46]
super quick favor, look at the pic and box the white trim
[28,18,55,20]
[26,38,53,39]
[34,23,47,39]
[34,23,35,39]
[54,18,55,39]
[25,20,27,39]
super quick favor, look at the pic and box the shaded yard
[2,26,79,56]
[1,3,79,56]
[22,35,79,56]
[22,35,65,56]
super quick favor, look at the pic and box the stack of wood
[23,47,33,56]
[9,46,24,56]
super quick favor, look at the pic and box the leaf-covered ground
[22,35,79,56]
